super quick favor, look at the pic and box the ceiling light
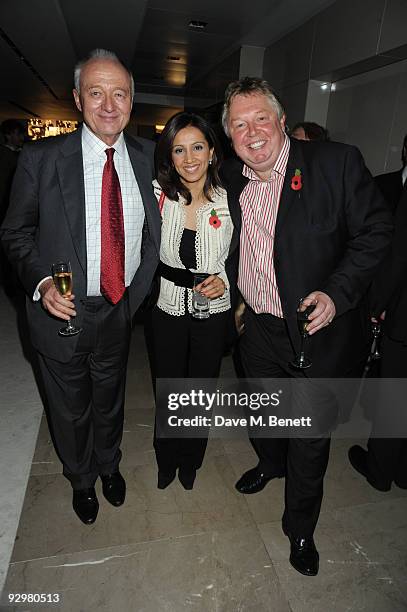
[188,20,207,30]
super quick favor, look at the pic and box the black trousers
[38,295,131,489]
[239,307,331,537]
[151,305,229,473]
[367,334,407,488]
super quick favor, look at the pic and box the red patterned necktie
[100,148,125,304]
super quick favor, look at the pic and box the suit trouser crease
[367,333,407,487]
[239,307,332,537]
[38,295,131,489]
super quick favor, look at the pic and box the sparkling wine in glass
[52,261,81,336]
[290,302,315,369]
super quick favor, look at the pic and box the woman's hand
[235,300,246,335]
[196,275,225,299]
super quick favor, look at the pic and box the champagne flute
[51,261,81,336]
[290,301,315,369]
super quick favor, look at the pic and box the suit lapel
[56,129,87,273]
[275,138,305,236]
[125,137,160,255]
[224,161,248,229]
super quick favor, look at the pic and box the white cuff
[33,276,52,301]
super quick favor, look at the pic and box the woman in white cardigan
[151,112,237,490]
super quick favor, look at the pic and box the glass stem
[66,317,75,331]
[299,334,306,366]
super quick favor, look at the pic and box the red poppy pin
[291,168,302,191]
[209,208,221,229]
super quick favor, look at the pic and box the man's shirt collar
[82,124,125,159]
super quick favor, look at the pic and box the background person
[290,121,329,141]
[0,119,25,291]
[151,111,238,490]
[375,133,407,214]
[1,49,160,525]
[349,184,407,490]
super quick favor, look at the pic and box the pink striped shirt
[238,135,290,316]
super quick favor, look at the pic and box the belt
[158,262,213,289]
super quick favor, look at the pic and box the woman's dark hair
[155,111,223,205]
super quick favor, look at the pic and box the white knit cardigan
[153,180,233,316]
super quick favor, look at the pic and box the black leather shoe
[158,470,176,489]
[235,466,284,494]
[284,529,319,576]
[348,445,391,492]
[178,467,196,490]
[72,488,99,524]
[394,477,407,490]
[101,472,126,506]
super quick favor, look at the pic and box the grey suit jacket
[0,127,161,362]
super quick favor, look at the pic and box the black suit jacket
[0,145,19,223]
[222,138,393,376]
[0,127,161,362]
[370,185,407,344]
[375,169,404,214]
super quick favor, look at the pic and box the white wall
[262,0,407,173]
[327,60,407,174]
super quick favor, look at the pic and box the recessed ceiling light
[188,20,207,30]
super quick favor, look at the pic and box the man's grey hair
[74,48,135,101]
[222,77,285,137]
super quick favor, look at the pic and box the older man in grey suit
[1,49,160,524]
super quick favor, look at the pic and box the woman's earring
[209,159,213,165]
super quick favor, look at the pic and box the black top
[179,228,197,269]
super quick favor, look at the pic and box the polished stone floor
[1,291,407,611]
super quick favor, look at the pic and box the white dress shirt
[82,125,145,296]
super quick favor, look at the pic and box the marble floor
[1,290,407,611]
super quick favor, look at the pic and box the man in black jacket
[221,76,392,576]
[375,134,407,213]
[1,49,160,524]
[349,184,407,491]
